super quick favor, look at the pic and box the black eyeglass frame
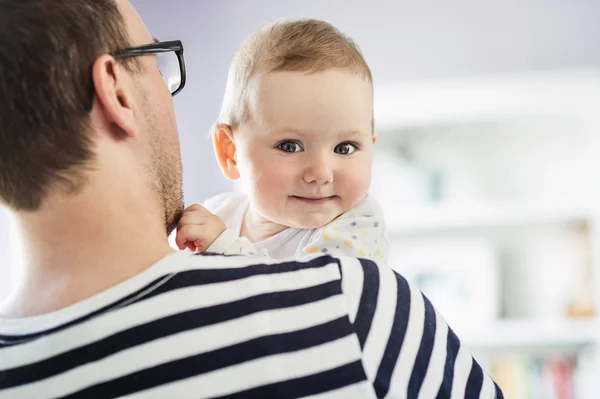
[85,40,186,112]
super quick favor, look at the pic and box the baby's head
[213,19,375,230]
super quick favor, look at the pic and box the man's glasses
[86,40,186,112]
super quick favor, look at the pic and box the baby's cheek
[251,167,289,208]
[262,161,296,188]
[340,168,371,203]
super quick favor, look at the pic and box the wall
[2,0,600,302]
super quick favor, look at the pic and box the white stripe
[304,380,377,399]
[2,294,351,399]
[0,262,341,369]
[387,279,426,397]
[479,372,496,399]
[450,345,474,399]
[361,266,396,382]
[339,257,364,323]
[417,311,449,399]
[119,335,363,399]
[0,251,336,335]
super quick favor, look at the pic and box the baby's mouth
[291,195,337,205]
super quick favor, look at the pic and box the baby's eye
[277,141,303,153]
[334,142,358,155]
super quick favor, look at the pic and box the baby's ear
[372,130,378,144]
[212,124,239,180]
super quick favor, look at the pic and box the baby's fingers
[177,211,210,229]
[186,242,198,252]
[183,203,212,215]
[175,225,204,251]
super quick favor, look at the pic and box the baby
[176,18,388,263]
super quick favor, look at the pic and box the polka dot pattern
[301,213,388,263]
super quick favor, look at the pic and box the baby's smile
[290,195,338,205]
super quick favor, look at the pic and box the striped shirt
[0,251,502,398]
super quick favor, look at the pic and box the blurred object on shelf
[568,224,596,318]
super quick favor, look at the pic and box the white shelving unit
[373,68,600,398]
[460,318,599,352]
[386,200,594,236]
[374,68,600,129]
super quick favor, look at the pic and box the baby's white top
[203,192,388,263]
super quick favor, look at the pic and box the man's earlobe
[372,130,378,144]
[213,124,239,180]
[91,54,137,138]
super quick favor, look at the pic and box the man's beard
[149,134,184,237]
[159,152,184,236]
[164,186,184,237]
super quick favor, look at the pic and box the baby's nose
[302,158,334,185]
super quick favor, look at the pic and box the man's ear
[212,124,240,180]
[372,130,378,144]
[91,54,137,138]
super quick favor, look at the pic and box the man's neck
[0,186,173,318]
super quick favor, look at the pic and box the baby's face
[234,70,375,229]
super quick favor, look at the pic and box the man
[0,0,502,398]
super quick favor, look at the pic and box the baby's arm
[176,204,264,256]
[301,202,388,263]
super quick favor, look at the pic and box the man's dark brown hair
[0,0,140,211]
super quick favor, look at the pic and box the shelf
[374,68,600,130]
[386,200,594,236]
[459,318,599,351]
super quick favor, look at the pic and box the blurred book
[492,355,575,399]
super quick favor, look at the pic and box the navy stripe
[464,360,484,398]
[353,259,380,348]
[373,272,411,399]
[494,381,504,399]
[0,274,176,347]
[197,251,243,257]
[407,293,437,397]
[213,361,367,399]
[0,280,342,390]
[0,256,338,347]
[60,317,354,399]
[435,328,461,399]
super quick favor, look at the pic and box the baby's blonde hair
[217,18,373,129]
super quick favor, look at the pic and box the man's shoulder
[0,253,370,399]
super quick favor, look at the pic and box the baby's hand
[175,204,227,252]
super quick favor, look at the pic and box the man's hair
[0,0,140,211]
[217,19,373,129]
